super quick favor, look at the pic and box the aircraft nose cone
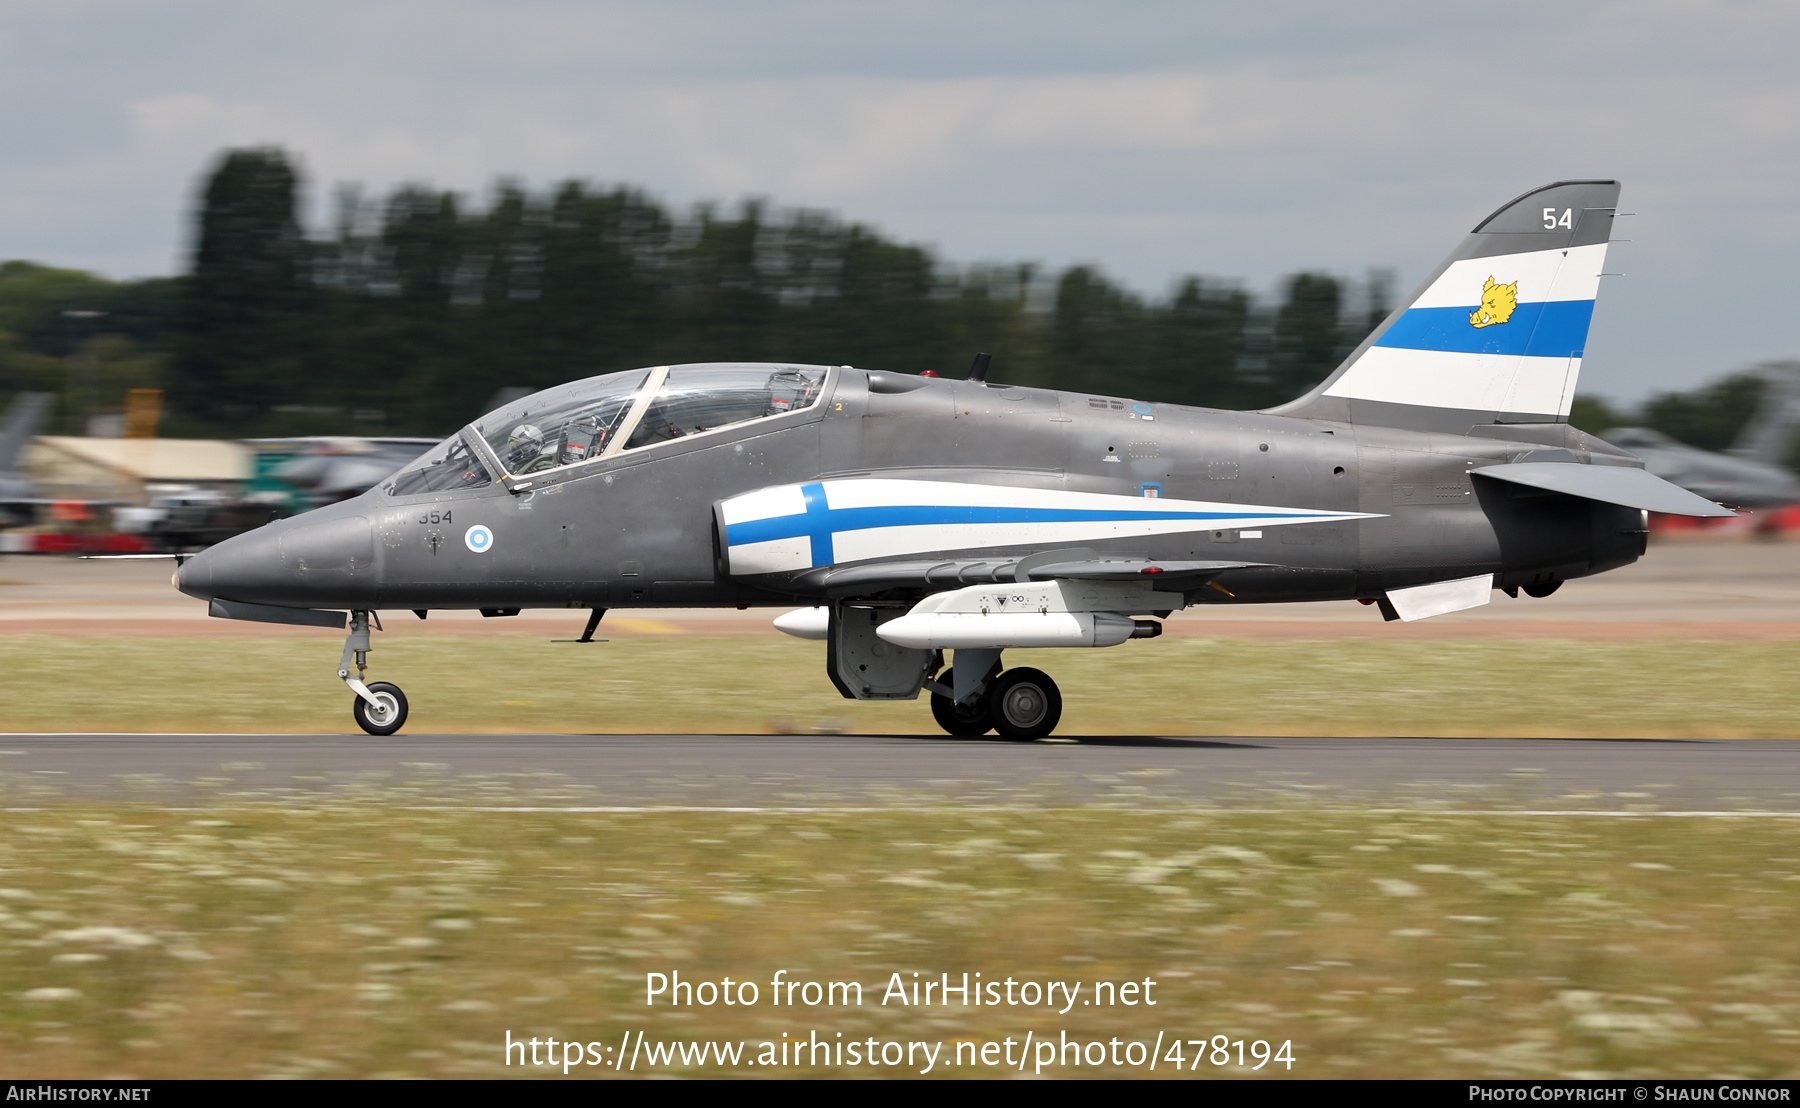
[176,525,282,603]
[176,511,378,607]
[174,547,213,600]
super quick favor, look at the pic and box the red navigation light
[919,371,938,377]
[1140,566,1163,574]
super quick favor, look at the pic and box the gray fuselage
[176,365,1646,612]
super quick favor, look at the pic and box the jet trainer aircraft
[175,180,1732,739]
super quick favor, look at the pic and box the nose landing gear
[352,682,409,735]
[340,610,409,735]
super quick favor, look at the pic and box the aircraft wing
[1471,462,1736,517]
[803,552,1269,591]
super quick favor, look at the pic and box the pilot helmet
[506,423,546,466]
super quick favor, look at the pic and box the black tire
[1523,580,1562,598]
[352,681,409,736]
[929,669,993,736]
[987,667,1062,741]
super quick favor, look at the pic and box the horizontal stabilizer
[1471,462,1735,517]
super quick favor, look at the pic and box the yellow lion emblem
[1469,276,1519,328]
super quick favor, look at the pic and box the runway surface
[7,539,1799,806]
[2,732,1796,811]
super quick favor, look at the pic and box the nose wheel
[339,610,410,735]
[351,681,409,736]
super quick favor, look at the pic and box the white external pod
[875,579,1179,650]
[772,606,831,640]
[877,610,1139,650]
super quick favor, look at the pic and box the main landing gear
[340,610,409,736]
[927,656,1063,741]
[929,672,992,736]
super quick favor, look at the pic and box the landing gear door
[827,603,934,700]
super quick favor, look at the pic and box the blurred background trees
[0,144,1781,455]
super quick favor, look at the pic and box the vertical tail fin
[0,393,51,474]
[1728,362,1800,466]
[1268,180,1620,432]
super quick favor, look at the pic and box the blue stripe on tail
[1374,300,1594,359]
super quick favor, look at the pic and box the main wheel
[987,668,1062,741]
[929,669,993,737]
[352,681,409,736]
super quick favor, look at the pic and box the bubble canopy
[385,364,831,496]
[481,368,649,476]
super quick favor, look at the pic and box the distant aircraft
[0,392,54,527]
[258,437,439,509]
[112,438,441,551]
[172,180,1733,739]
[1602,365,1800,511]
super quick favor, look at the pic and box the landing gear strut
[341,610,409,735]
[929,670,993,736]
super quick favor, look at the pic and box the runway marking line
[417,807,1800,817]
[3,805,1794,818]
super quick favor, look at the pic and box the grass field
[8,633,1800,737]
[0,802,1792,1079]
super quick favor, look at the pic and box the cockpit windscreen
[476,369,649,476]
[385,434,493,495]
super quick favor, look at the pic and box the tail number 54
[1543,207,1573,230]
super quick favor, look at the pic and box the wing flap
[1020,559,1267,581]
[1472,462,1736,518]
[809,556,1267,591]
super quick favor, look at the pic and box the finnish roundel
[464,524,494,553]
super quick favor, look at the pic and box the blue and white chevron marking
[1324,241,1608,416]
[719,478,1379,575]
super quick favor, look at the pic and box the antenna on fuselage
[966,352,992,386]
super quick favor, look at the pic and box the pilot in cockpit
[506,423,551,472]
